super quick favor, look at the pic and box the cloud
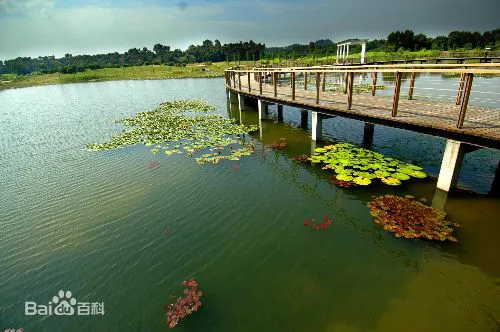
[0,0,54,17]
[0,0,499,60]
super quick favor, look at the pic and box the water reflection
[227,96,500,281]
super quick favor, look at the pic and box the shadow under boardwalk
[230,78,500,150]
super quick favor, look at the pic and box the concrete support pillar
[489,161,500,196]
[311,140,317,155]
[436,140,466,192]
[346,44,350,62]
[361,43,366,64]
[362,122,374,149]
[336,46,340,64]
[300,110,308,129]
[432,188,449,211]
[277,104,284,122]
[238,93,245,110]
[229,90,238,103]
[258,99,269,120]
[312,111,323,141]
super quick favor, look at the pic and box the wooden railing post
[392,72,402,117]
[304,72,308,90]
[455,73,466,105]
[322,72,326,92]
[232,71,236,88]
[259,72,263,95]
[315,72,320,104]
[247,72,251,92]
[408,72,416,100]
[347,72,354,109]
[238,72,241,90]
[273,72,278,97]
[457,73,474,128]
[344,72,348,94]
[291,72,296,101]
[372,72,378,96]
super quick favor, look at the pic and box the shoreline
[0,73,226,91]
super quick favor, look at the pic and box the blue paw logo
[53,290,77,315]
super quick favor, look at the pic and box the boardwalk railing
[225,63,500,130]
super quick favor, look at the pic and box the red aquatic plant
[266,138,288,149]
[164,278,203,328]
[147,161,161,169]
[367,195,459,242]
[230,164,241,171]
[304,215,332,231]
[292,154,310,164]
[329,175,354,188]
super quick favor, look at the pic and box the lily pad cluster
[165,278,203,328]
[87,99,259,164]
[326,83,388,94]
[367,195,459,242]
[309,143,427,186]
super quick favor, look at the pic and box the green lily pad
[381,177,402,186]
[353,177,371,185]
[336,174,354,181]
[392,172,411,180]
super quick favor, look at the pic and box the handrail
[227,68,500,74]
[224,64,500,135]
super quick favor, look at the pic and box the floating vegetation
[329,175,354,188]
[309,143,427,186]
[165,278,203,328]
[146,161,161,169]
[367,195,459,242]
[304,215,332,231]
[266,138,288,149]
[87,100,259,164]
[292,154,310,164]
[326,83,388,94]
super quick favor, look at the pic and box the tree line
[0,40,265,76]
[263,28,500,59]
[0,28,498,76]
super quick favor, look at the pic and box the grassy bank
[0,62,252,90]
[259,49,497,66]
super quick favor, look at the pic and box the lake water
[1,78,499,331]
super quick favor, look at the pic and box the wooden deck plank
[229,75,500,149]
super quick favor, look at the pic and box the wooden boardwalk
[227,71,500,149]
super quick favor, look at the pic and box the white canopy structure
[336,39,368,64]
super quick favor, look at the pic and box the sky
[0,0,499,60]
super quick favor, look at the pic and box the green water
[1,78,500,331]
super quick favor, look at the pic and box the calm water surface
[1,78,499,331]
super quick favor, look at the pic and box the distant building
[336,39,368,64]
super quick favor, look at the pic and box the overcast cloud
[0,0,498,60]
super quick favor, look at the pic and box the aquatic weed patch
[87,100,259,164]
[304,215,332,231]
[367,195,459,242]
[309,143,427,187]
[326,83,388,94]
[292,154,310,165]
[266,138,288,149]
[164,278,203,328]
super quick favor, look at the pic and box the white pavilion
[336,39,368,64]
